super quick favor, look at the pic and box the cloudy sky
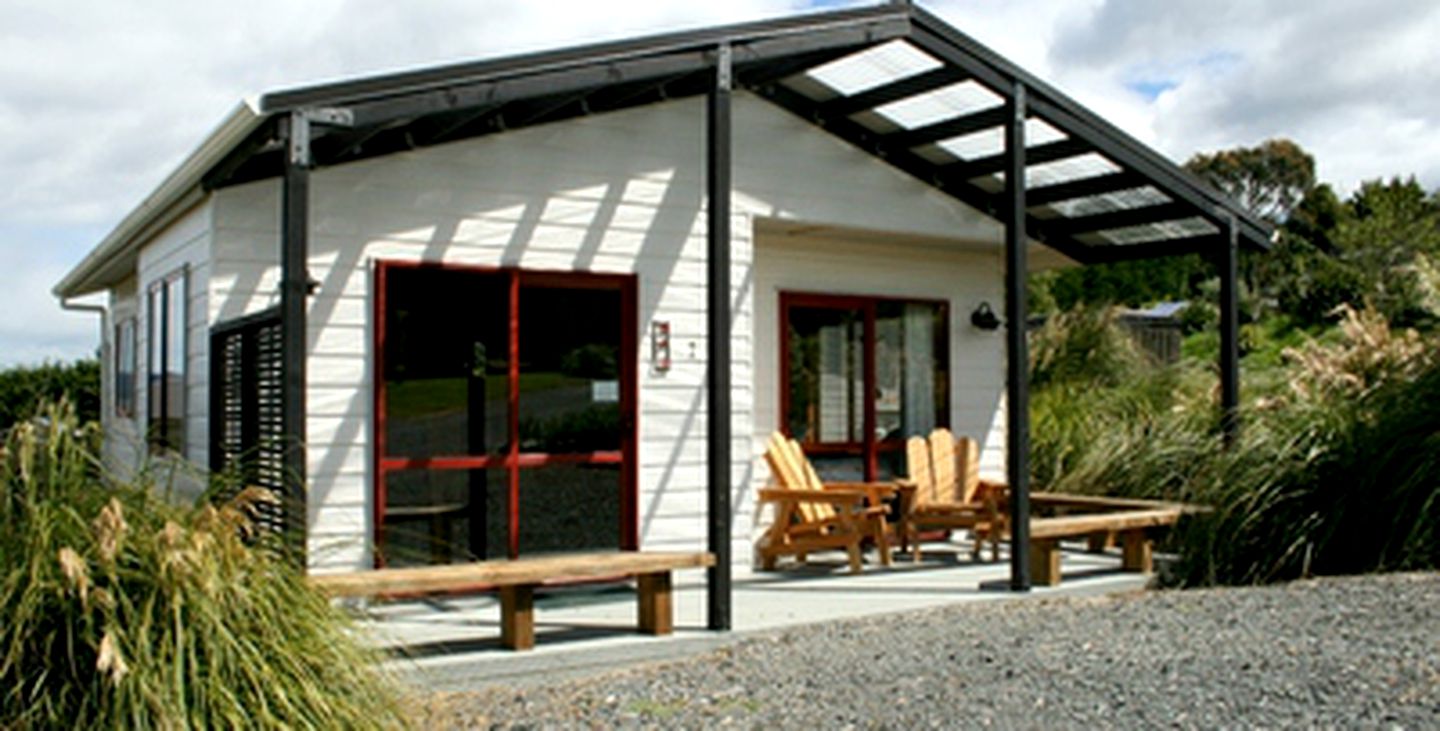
[3,0,1438,366]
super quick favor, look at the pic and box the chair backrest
[906,435,937,503]
[909,428,982,507]
[763,432,835,523]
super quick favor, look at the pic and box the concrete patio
[358,541,1158,691]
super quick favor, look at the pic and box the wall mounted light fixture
[970,302,1001,331]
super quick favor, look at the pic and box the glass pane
[518,464,621,555]
[806,454,865,482]
[384,268,509,458]
[165,276,186,454]
[115,319,135,416]
[875,301,947,444]
[517,286,622,453]
[381,469,506,566]
[147,286,162,427]
[786,307,864,444]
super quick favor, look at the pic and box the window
[782,293,949,481]
[114,318,136,417]
[147,271,186,453]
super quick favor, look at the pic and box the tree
[0,360,101,429]
[1186,138,1316,224]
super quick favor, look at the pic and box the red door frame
[373,260,639,567]
[778,291,951,481]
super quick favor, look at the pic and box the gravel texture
[422,573,1439,729]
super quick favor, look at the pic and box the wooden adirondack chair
[898,429,1007,562]
[756,432,894,573]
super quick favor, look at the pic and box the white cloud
[2,0,1439,365]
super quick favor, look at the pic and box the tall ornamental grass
[0,402,407,729]
[1030,305,1440,586]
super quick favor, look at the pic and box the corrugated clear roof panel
[871,80,1002,130]
[1096,216,1219,245]
[934,118,1066,161]
[1025,153,1122,187]
[1028,119,1067,146]
[1043,186,1171,218]
[803,40,942,97]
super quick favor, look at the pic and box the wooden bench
[1025,493,1199,586]
[309,551,715,651]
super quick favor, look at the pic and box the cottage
[54,3,1268,621]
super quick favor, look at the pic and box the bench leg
[873,517,893,567]
[500,585,535,651]
[1087,531,1115,553]
[637,572,672,635]
[1030,539,1061,587]
[1121,531,1153,573]
[845,541,863,574]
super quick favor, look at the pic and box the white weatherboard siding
[749,235,1007,476]
[206,92,1007,573]
[104,276,142,476]
[134,200,214,501]
[734,96,1008,556]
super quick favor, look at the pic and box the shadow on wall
[208,104,721,569]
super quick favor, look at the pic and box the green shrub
[0,402,407,729]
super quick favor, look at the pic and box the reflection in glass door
[375,263,635,567]
[782,292,949,482]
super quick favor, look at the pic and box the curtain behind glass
[901,303,935,437]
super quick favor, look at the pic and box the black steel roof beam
[881,105,1008,149]
[732,16,908,82]
[736,44,872,87]
[907,8,1271,250]
[505,90,597,129]
[584,70,701,112]
[758,81,1098,264]
[941,137,1091,182]
[263,7,908,111]
[815,65,970,118]
[907,26,1013,97]
[340,51,711,128]
[1026,95,1272,249]
[1025,170,1146,206]
[1048,201,1196,237]
[1084,234,1216,263]
[312,119,408,163]
[411,105,504,147]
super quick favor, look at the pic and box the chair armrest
[758,488,867,506]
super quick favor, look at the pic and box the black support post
[1004,82,1032,592]
[1218,216,1241,445]
[705,43,733,631]
[280,113,311,564]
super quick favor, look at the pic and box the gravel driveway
[422,573,1439,728]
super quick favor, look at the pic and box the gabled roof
[57,2,1271,298]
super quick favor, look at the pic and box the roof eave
[258,3,911,114]
[53,101,266,299]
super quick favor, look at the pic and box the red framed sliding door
[780,292,950,482]
[374,262,637,567]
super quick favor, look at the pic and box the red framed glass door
[374,262,636,567]
[780,292,950,481]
